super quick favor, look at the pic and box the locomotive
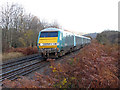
[37,28,91,58]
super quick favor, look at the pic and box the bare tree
[42,20,61,29]
[0,2,61,52]
[1,3,24,48]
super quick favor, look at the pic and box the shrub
[7,46,38,55]
[2,52,24,61]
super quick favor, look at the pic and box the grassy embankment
[2,46,38,61]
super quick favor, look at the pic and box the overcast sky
[0,0,119,33]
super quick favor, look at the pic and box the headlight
[38,43,43,46]
[40,43,43,46]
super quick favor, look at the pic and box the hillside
[83,33,98,39]
[96,30,120,44]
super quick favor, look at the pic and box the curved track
[0,48,82,86]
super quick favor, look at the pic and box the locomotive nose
[38,37,58,49]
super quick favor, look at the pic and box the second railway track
[0,54,40,69]
[0,54,49,83]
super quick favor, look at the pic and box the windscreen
[40,32,58,37]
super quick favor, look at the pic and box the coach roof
[41,28,63,32]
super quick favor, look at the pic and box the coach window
[60,33,62,40]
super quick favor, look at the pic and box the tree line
[96,30,120,45]
[0,3,60,52]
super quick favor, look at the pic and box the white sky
[0,0,119,33]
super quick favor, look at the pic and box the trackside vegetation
[3,40,119,88]
[2,46,38,61]
[96,30,120,45]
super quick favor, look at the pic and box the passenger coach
[37,28,91,58]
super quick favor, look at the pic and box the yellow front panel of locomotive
[38,37,58,43]
[38,37,58,48]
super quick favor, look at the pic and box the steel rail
[10,61,49,81]
[0,54,39,66]
[0,60,44,82]
[0,55,41,70]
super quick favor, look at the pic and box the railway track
[1,54,40,69]
[0,54,49,85]
[0,48,82,86]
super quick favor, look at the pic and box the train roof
[81,36,91,39]
[40,28,74,35]
[40,28,91,40]
[74,34,91,39]
[41,28,63,32]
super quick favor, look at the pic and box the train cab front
[37,31,59,58]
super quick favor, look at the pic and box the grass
[2,52,25,61]
[2,46,38,61]
[7,46,38,55]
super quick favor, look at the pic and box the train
[37,28,91,59]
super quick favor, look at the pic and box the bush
[7,46,38,55]
[96,30,120,45]
[2,52,24,61]
[48,40,119,88]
